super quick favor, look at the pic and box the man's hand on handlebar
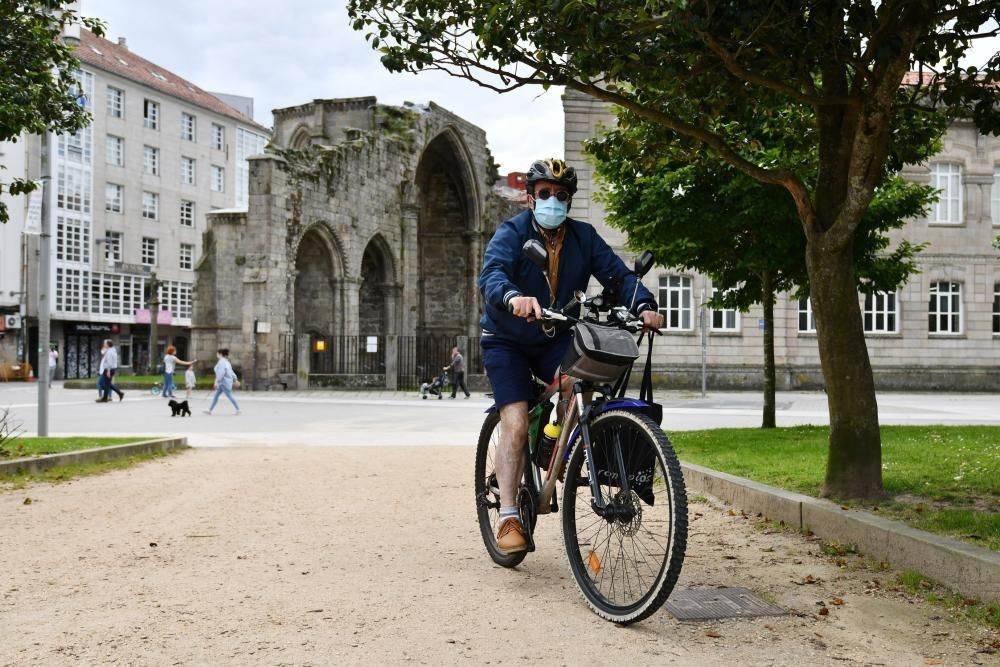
[640,309,664,333]
[509,295,543,322]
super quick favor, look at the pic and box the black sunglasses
[535,188,571,203]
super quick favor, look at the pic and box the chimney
[117,37,128,50]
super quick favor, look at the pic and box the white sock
[499,506,521,526]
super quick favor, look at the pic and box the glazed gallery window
[928,281,962,334]
[798,297,816,333]
[929,163,962,224]
[141,191,159,220]
[105,135,124,167]
[105,183,123,213]
[863,291,898,334]
[179,200,195,227]
[56,165,90,213]
[55,215,90,264]
[658,275,693,330]
[710,287,740,332]
[143,99,159,129]
[993,167,1000,227]
[106,86,124,118]
[141,237,158,266]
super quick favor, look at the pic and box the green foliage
[0,408,24,458]
[0,1,104,224]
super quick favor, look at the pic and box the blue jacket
[479,210,656,345]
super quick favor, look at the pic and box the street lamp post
[147,271,161,374]
[36,132,52,437]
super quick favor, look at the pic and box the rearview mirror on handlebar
[522,239,549,272]
[633,250,655,278]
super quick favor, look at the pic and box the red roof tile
[75,29,269,132]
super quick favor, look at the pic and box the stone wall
[193,97,514,386]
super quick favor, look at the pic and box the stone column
[384,334,398,390]
[296,334,311,389]
[342,276,362,336]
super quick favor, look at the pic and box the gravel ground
[1,446,997,666]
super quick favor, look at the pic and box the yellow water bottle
[537,422,562,470]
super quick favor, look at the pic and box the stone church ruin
[192,97,517,388]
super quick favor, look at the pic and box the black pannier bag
[590,439,657,506]
[561,323,640,383]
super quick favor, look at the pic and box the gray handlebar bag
[561,322,640,383]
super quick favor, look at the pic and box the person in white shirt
[47,345,58,388]
[204,348,240,415]
[184,366,197,400]
[97,339,124,403]
[161,345,195,399]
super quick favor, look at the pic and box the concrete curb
[681,461,1000,602]
[0,437,189,477]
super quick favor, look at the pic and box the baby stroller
[420,368,449,400]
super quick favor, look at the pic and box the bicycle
[150,381,162,397]
[474,242,688,625]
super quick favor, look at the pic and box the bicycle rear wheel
[150,384,162,396]
[474,409,536,568]
[562,410,687,624]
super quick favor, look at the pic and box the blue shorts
[481,333,571,408]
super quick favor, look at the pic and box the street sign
[758,318,766,330]
[24,188,43,235]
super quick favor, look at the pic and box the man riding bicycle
[479,158,665,555]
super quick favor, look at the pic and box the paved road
[2,384,999,445]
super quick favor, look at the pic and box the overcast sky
[84,0,565,175]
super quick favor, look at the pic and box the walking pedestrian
[97,339,124,402]
[47,345,58,388]
[444,346,471,399]
[204,348,240,415]
[161,345,195,398]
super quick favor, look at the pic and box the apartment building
[0,29,269,379]
[563,89,1000,391]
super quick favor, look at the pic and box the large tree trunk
[761,270,776,429]
[806,240,885,500]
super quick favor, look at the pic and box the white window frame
[141,237,158,267]
[798,297,816,333]
[105,183,123,214]
[180,112,196,142]
[105,135,124,167]
[56,164,90,213]
[179,200,195,227]
[181,156,196,185]
[863,291,899,334]
[143,145,159,176]
[657,275,693,331]
[211,165,225,193]
[179,243,194,271]
[143,99,159,130]
[104,231,122,264]
[141,191,159,220]
[929,163,963,225]
[710,287,740,332]
[106,86,124,118]
[928,281,963,335]
[212,123,225,151]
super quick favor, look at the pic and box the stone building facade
[564,89,1000,390]
[192,97,516,386]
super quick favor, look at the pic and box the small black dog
[168,399,191,417]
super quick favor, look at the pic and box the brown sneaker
[496,517,527,554]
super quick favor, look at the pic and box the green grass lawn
[64,373,216,389]
[1,437,139,458]
[671,425,1000,551]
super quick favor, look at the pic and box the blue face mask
[534,196,568,229]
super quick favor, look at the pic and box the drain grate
[664,587,787,621]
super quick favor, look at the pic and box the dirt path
[1,447,996,666]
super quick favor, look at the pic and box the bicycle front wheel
[150,384,161,396]
[562,410,687,624]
